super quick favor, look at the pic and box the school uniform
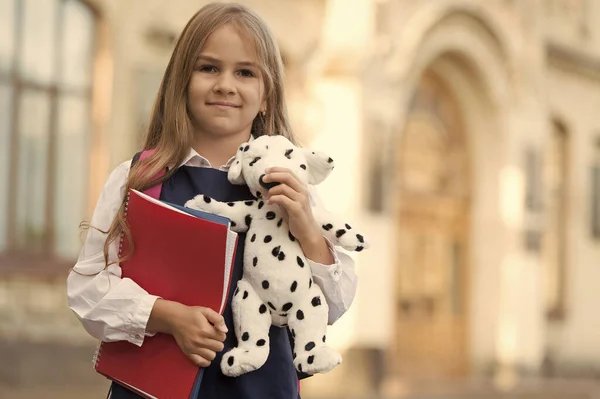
[67,145,358,399]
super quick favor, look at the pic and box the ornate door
[392,73,470,379]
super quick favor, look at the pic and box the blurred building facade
[1,0,600,398]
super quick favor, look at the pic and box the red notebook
[93,189,238,399]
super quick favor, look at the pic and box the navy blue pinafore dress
[108,164,299,399]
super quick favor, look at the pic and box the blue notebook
[163,201,231,227]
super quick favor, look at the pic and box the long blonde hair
[103,2,296,267]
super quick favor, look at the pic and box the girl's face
[188,24,266,139]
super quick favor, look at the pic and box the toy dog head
[228,135,335,198]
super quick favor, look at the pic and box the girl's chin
[193,124,247,137]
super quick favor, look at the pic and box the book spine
[118,190,131,260]
[93,190,130,371]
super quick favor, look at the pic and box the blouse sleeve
[66,160,161,347]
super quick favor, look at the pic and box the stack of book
[93,189,237,399]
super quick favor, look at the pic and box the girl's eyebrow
[197,55,257,68]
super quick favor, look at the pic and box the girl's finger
[267,194,300,214]
[264,170,306,194]
[198,338,225,353]
[267,183,302,202]
[188,353,211,368]
[194,347,217,361]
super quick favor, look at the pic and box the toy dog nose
[259,174,280,190]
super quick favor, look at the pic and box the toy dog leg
[313,209,369,252]
[287,282,342,375]
[221,279,272,377]
[185,195,257,233]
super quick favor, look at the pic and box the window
[0,86,11,251]
[365,121,386,213]
[543,121,569,320]
[592,137,600,239]
[0,0,15,252]
[592,166,600,238]
[525,147,543,212]
[0,0,95,262]
[524,147,543,253]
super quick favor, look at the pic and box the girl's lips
[207,102,241,108]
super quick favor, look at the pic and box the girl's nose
[213,73,236,94]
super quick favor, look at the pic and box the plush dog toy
[185,135,368,377]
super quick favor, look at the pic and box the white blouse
[67,148,358,347]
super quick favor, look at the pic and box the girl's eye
[198,65,217,73]
[238,69,255,78]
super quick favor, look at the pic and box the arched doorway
[392,71,471,379]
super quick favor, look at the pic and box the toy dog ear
[228,143,248,185]
[303,148,335,185]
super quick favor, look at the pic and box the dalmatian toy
[185,135,368,377]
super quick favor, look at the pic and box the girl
[67,3,357,398]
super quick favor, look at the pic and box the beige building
[304,0,600,397]
[1,0,600,398]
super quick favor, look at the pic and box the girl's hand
[263,167,334,264]
[262,167,321,246]
[168,302,228,368]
